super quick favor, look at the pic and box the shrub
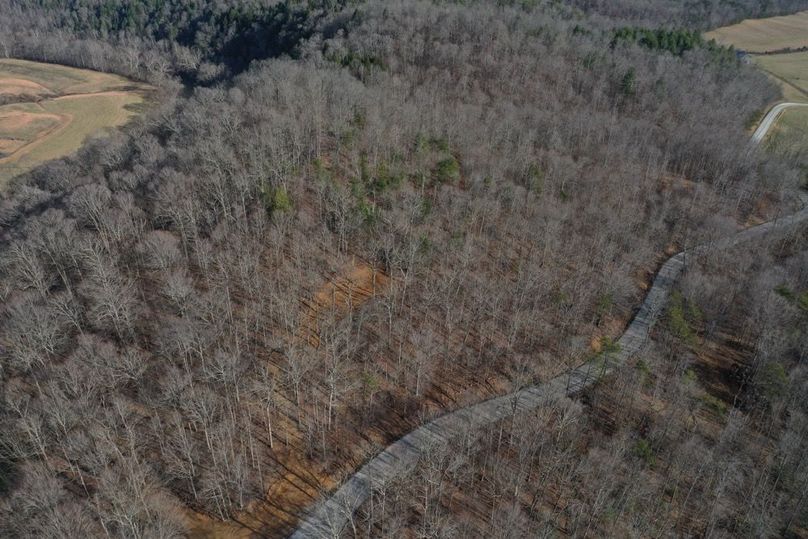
[599,336,621,355]
[635,358,651,380]
[758,362,788,403]
[596,292,613,318]
[525,163,544,193]
[634,438,655,466]
[701,393,728,417]
[362,372,380,397]
[430,137,450,153]
[356,198,380,225]
[434,156,460,183]
[272,186,293,212]
[262,184,292,214]
[620,67,637,97]
[745,108,767,131]
[668,291,698,345]
[774,285,808,313]
[371,161,403,193]
[688,302,703,327]
[798,292,808,313]
[775,284,795,301]
[312,158,330,182]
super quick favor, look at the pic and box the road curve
[290,110,808,539]
[751,102,808,144]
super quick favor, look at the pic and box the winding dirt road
[751,101,808,143]
[290,108,808,539]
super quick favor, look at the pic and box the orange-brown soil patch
[182,259,389,538]
[745,192,779,226]
[0,110,62,132]
[658,173,696,194]
[0,138,24,156]
[0,111,71,165]
[0,77,52,97]
[0,59,151,184]
[299,258,389,347]
[183,454,340,539]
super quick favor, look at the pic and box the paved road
[751,102,808,144]
[290,109,808,539]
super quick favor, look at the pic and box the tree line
[611,26,736,62]
[569,0,808,29]
[0,0,344,83]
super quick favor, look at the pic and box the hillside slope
[0,1,806,538]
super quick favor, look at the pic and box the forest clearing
[705,10,808,52]
[755,51,808,101]
[0,59,150,185]
[708,10,808,163]
[707,11,808,101]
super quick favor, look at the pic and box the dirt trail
[0,91,144,165]
[0,110,62,131]
[0,112,72,165]
[53,89,144,101]
[182,258,388,538]
[299,260,388,347]
[0,78,53,97]
[0,91,142,166]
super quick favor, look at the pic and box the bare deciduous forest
[352,227,808,537]
[0,0,807,537]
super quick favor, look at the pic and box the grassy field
[707,12,808,182]
[0,58,138,96]
[767,107,808,168]
[706,12,808,105]
[754,52,808,102]
[0,108,62,141]
[705,10,808,53]
[0,59,150,186]
[707,10,808,158]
